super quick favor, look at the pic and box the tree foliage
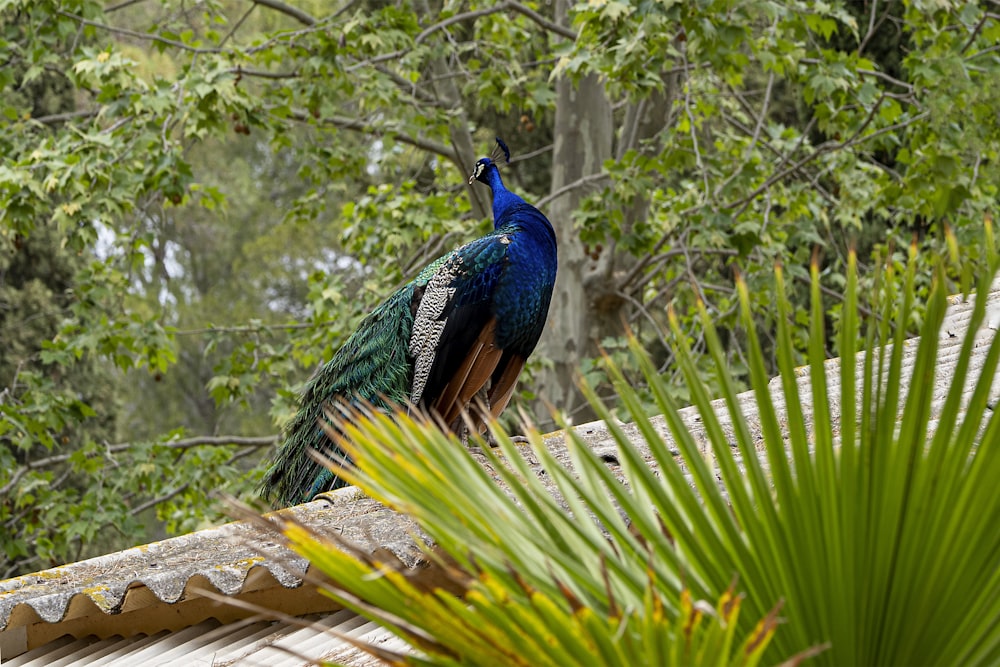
[1,0,999,574]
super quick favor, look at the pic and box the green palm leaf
[265,228,999,665]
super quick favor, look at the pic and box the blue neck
[483,166,525,228]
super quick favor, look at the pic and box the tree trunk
[587,84,680,347]
[534,0,614,428]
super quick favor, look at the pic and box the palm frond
[260,224,999,665]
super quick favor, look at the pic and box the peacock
[261,138,557,507]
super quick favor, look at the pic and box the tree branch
[155,435,278,449]
[175,321,315,336]
[713,74,775,201]
[725,101,927,216]
[347,0,576,72]
[373,65,444,106]
[130,482,191,515]
[960,11,991,54]
[104,0,152,12]
[251,0,317,26]
[58,11,223,54]
[285,108,459,164]
[230,66,302,80]
[507,0,576,40]
[510,143,554,165]
[535,172,609,210]
[30,109,100,125]
[618,245,740,294]
[7,435,277,481]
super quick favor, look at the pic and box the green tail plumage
[261,284,418,505]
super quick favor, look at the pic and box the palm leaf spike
[889,245,1000,665]
[676,293,788,620]
[860,241,920,663]
[293,374,795,664]
[614,331,757,600]
[574,354,719,600]
[835,248,859,654]
[271,497,790,666]
[773,258,832,636]
[647,238,999,663]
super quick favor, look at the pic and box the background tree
[1,0,998,574]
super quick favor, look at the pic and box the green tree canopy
[1,0,998,574]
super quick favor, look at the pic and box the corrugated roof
[0,487,431,660]
[1,279,998,665]
[3,610,409,666]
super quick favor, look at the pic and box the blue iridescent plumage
[262,139,557,507]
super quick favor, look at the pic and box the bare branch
[719,113,837,205]
[615,288,671,352]
[509,143,554,165]
[748,72,774,154]
[507,0,576,40]
[104,0,152,12]
[347,0,576,72]
[175,321,315,336]
[726,101,927,216]
[965,42,1000,61]
[156,435,278,449]
[857,0,896,55]
[960,11,990,54]
[130,482,191,515]
[618,246,740,293]
[615,205,700,287]
[250,0,317,27]
[535,172,608,210]
[285,108,459,164]
[58,11,224,54]
[713,74,775,201]
[230,66,301,79]
[9,435,277,479]
[0,467,27,497]
[790,267,876,319]
[403,231,464,275]
[245,21,334,55]
[222,5,259,48]
[859,0,880,54]
[680,44,710,199]
[30,109,100,125]
[373,65,443,106]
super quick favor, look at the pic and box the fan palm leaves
[263,229,999,666]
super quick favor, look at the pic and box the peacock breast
[492,226,557,353]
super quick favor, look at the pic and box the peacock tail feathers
[261,285,417,505]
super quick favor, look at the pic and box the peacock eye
[468,159,487,184]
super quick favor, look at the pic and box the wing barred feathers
[409,259,459,404]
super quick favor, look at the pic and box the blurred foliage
[1,0,999,574]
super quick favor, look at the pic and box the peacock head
[468,137,511,185]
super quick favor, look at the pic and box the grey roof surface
[1,279,998,665]
[3,611,408,667]
[0,489,426,629]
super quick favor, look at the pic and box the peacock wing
[409,233,516,426]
